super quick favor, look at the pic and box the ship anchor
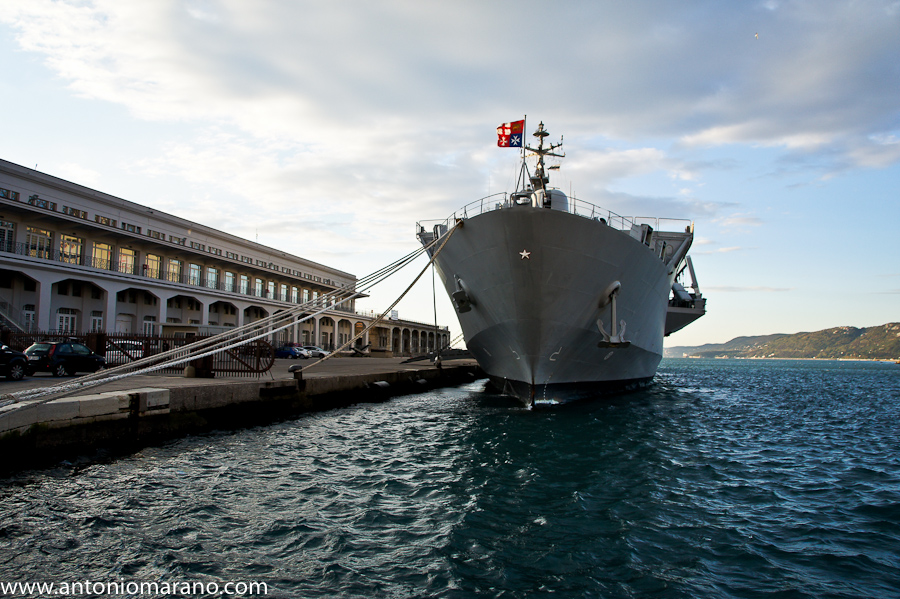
[451,275,475,313]
[597,281,631,348]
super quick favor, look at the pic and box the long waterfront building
[0,158,448,354]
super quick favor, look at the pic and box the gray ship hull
[429,205,675,405]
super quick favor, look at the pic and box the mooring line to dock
[298,221,460,373]
[0,231,451,411]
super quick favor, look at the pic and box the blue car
[275,345,310,359]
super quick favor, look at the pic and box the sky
[1,0,898,348]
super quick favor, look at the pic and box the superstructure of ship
[417,121,706,406]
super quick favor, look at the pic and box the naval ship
[417,122,706,406]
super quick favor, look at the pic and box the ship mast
[525,122,564,195]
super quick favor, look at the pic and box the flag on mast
[497,120,525,147]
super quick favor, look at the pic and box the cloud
[704,286,793,292]
[714,213,763,227]
[2,0,898,267]
[58,162,102,187]
[693,246,745,255]
[3,1,898,154]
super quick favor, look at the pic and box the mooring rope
[0,230,450,412]
[297,221,459,372]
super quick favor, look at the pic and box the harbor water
[1,358,899,598]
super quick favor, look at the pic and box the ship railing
[417,193,693,236]
[631,216,694,234]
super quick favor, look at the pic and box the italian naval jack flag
[497,120,524,147]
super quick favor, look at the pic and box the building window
[0,188,21,201]
[144,253,161,278]
[27,195,56,211]
[224,271,235,293]
[62,206,88,219]
[206,267,218,289]
[303,289,310,303]
[118,248,136,274]
[26,227,52,260]
[291,286,298,303]
[167,259,183,283]
[95,215,117,227]
[189,263,202,285]
[240,274,249,295]
[90,311,103,333]
[0,221,14,253]
[57,308,77,333]
[59,235,84,265]
[190,241,205,251]
[169,235,186,245]
[122,222,141,234]
[268,281,276,299]
[148,229,164,240]
[23,307,35,332]
[254,278,264,297]
[142,315,156,336]
[92,242,112,270]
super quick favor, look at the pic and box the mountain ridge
[665,323,900,360]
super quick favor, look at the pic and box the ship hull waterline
[429,205,676,406]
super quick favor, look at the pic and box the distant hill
[665,323,900,360]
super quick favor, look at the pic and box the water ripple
[1,361,899,597]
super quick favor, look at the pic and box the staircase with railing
[0,292,25,332]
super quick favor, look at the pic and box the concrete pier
[0,357,482,472]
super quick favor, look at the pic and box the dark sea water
[2,358,900,598]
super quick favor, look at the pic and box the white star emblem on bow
[519,249,531,260]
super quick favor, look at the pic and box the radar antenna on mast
[524,122,565,194]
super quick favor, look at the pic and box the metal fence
[0,330,274,376]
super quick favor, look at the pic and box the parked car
[24,341,106,376]
[275,345,310,359]
[0,344,28,381]
[302,346,330,358]
[105,340,145,364]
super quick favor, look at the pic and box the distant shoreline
[664,356,899,363]
[664,323,900,363]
